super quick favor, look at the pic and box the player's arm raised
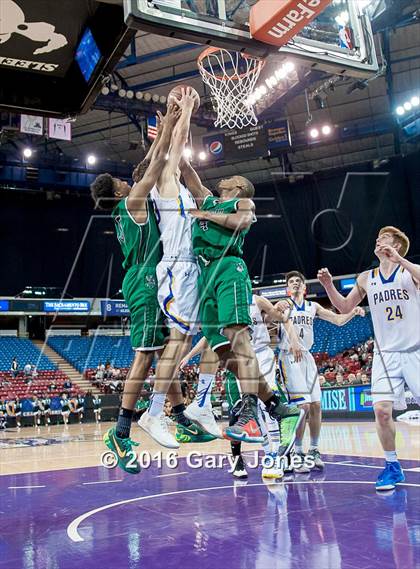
[317,268,367,313]
[159,88,196,183]
[126,105,180,221]
[190,198,255,231]
[315,303,365,326]
[179,157,212,206]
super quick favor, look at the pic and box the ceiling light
[309,128,319,139]
[322,125,332,135]
[87,154,97,165]
[23,147,32,158]
[396,106,405,116]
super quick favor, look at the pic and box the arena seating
[311,314,373,356]
[0,337,57,371]
[47,335,134,372]
[0,337,79,399]
[0,370,81,399]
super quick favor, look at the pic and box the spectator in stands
[335,372,344,387]
[335,362,345,374]
[10,357,19,379]
[49,380,57,393]
[355,372,363,384]
[95,364,105,385]
[93,394,102,423]
[361,373,370,385]
[319,375,333,388]
[164,400,172,417]
[24,363,32,379]
[31,365,38,379]
[63,378,72,390]
[345,373,357,385]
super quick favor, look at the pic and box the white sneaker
[184,400,222,438]
[138,411,180,449]
[262,453,284,479]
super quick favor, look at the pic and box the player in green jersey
[184,171,303,446]
[90,105,180,474]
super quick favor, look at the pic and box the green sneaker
[266,399,304,458]
[103,427,141,474]
[175,422,217,443]
[278,409,305,458]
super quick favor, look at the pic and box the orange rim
[197,46,265,81]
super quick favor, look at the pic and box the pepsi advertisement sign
[203,134,225,161]
[101,300,130,316]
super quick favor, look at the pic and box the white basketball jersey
[150,182,196,258]
[278,299,317,352]
[367,265,420,352]
[250,296,271,352]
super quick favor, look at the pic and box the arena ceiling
[2,0,420,186]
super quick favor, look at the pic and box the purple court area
[1,454,419,569]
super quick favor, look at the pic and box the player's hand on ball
[177,87,196,111]
[317,268,333,287]
[161,104,181,128]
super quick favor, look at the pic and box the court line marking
[405,467,420,472]
[324,461,383,470]
[67,480,420,543]
[8,485,46,489]
[156,472,188,478]
[83,480,123,485]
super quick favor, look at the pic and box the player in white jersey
[318,226,420,490]
[139,88,220,447]
[277,271,364,469]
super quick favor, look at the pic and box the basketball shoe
[232,455,248,479]
[184,400,222,438]
[262,452,284,479]
[307,448,325,469]
[223,394,264,443]
[376,461,405,491]
[266,398,305,458]
[138,411,179,449]
[103,427,141,474]
[175,421,217,443]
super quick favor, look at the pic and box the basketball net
[197,47,265,130]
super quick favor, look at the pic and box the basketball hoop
[197,47,265,130]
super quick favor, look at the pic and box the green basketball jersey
[192,195,251,261]
[112,197,161,270]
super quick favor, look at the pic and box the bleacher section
[0,337,57,371]
[311,315,373,356]
[47,335,134,372]
[0,337,79,398]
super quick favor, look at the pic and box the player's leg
[371,352,406,490]
[105,266,167,471]
[139,328,190,448]
[304,353,324,469]
[226,377,248,479]
[184,334,227,438]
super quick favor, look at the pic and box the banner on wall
[48,118,72,141]
[20,114,43,135]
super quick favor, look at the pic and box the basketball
[167,84,200,113]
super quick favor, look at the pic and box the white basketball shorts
[156,259,200,336]
[279,350,321,405]
[371,350,420,410]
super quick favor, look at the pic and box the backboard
[124,0,378,78]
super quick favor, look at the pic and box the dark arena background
[0,1,419,569]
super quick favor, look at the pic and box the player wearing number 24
[317,226,420,491]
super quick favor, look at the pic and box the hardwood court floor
[1,419,419,476]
